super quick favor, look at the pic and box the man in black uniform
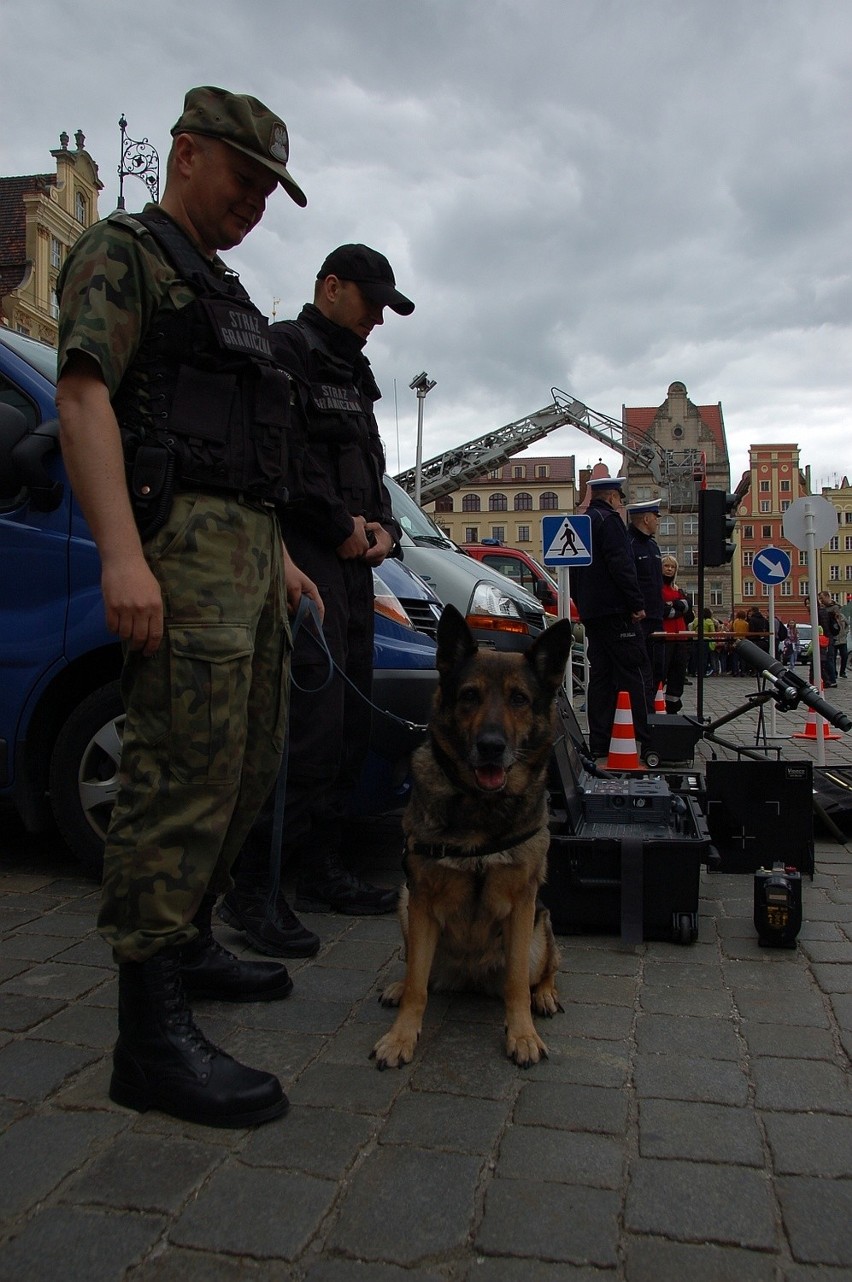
[221,245,412,955]
[572,477,651,760]
[627,498,664,711]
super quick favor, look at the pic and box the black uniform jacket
[572,498,644,622]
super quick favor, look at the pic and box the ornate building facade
[0,131,102,345]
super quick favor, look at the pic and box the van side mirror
[0,408,63,512]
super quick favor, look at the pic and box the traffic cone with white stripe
[793,706,841,742]
[654,684,667,714]
[606,691,642,770]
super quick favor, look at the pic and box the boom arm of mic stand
[734,637,852,732]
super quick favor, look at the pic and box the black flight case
[541,697,715,945]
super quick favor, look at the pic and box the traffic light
[699,488,738,567]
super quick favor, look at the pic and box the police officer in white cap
[572,477,651,761]
[627,498,664,711]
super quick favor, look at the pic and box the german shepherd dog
[372,604,575,1070]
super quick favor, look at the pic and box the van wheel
[48,682,124,880]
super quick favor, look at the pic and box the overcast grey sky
[3,0,851,490]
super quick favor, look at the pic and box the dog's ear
[435,604,478,679]
[524,619,575,694]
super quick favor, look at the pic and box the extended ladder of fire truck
[394,386,705,511]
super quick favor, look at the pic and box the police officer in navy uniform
[572,477,651,761]
[222,245,412,955]
[627,498,664,711]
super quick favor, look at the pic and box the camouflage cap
[171,86,307,207]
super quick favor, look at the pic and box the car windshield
[1,331,58,383]
[385,476,457,547]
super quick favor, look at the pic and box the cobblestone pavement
[0,667,851,1280]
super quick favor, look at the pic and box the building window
[780,581,792,596]
[845,536,852,551]
[462,494,480,512]
[514,492,533,511]
[517,525,530,543]
[535,464,549,479]
[491,526,505,543]
[846,565,852,580]
[743,580,755,597]
[683,515,698,535]
[488,469,502,480]
[513,465,526,479]
[540,491,558,510]
[830,565,840,581]
[800,580,809,596]
[743,525,753,540]
[435,495,453,512]
[489,493,507,512]
[798,551,807,566]
[50,237,62,268]
[684,545,698,567]
[658,517,676,536]
[658,545,677,559]
[762,525,772,539]
[829,536,839,551]
[465,526,478,543]
[759,501,770,513]
[743,551,754,566]
[49,289,59,319]
[75,191,87,225]
[710,585,723,607]
[759,480,770,492]
[781,500,791,512]
[845,511,852,524]
[780,479,791,492]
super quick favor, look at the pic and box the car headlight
[372,569,415,628]
[466,582,530,636]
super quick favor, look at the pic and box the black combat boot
[180,894,293,1001]
[110,951,288,1128]
[295,852,398,915]
[218,889,321,958]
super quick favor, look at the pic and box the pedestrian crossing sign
[541,515,592,566]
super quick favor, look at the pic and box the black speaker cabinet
[704,759,814,876]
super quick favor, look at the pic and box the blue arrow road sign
[752,546,792,585]
[542,515,592,566]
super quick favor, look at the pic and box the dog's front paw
[506,1028,548,1068]
[531,982,563,1018]
[371,1028,419,1070]
[378,980,405,1008]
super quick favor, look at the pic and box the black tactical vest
[112,210,291,503]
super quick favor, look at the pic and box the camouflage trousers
[98,492,290,962]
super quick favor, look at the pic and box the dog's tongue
[475,765,506,791]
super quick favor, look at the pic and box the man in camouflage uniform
[56,87,318,1129]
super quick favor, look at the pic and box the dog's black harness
[407,826,543,863]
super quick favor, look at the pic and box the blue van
[0,330,439,876]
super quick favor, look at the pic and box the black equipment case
[704,759,814,876]
[542,701,714,945]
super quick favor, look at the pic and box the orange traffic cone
[792,705,841,742]
[654,684,666,714]
[606,691,643,770]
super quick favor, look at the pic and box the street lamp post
[116,114,160,210]
[410,371,436,508]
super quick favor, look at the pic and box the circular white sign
[781,496,838,551]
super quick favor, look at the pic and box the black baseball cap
[317,244,414,315]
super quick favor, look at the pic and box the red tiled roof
[0,174,56,288]
[624,401,726,455]
[468,454,575,485]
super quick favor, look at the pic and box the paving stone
[381,1088,507,1153]
[289,1060,407,1114]
[638,1098,764,1165]
[524,1033,629,1087]
[556,1000,633,1041]
[642,956,722,987]
[243,997,350,1036]
[64,1132,224,1211]
[763,1112,852,1176]
[281,964,374,1005]
[169,1164,336,1260]
[35,1002,116,1049]
[408,1022,522,1100]
[242,1103,377,1177]
[327,1147,481,1263]
[313,938,400,972]
[625,1158,777,1248]
[514,1081,628,1135]
[798,940,852,963]
[558,946,640,976]
[50,936,109,967]
[731,986,829,1028]
[0,961,111,1001]
[639,984,734,1018]
[830,993,852,1030]
[623,1235,778,1281]
[0,1109,127,1223]
[224,1027,326,1084]
[126,1247,285,1280]
[0,932,70,962]
[315,1017,397,1065]
[304,1262,444,1282]
[633,1053,749,1105]
[476,1179,620,1266]
[751,1057,852,1112]
[460,1260,605,1282]
[0,1037,99,1103]
[777,1176,852,1266]
[10,911,98,938]
[0,1206,165,1279]
[0,992,66,1033]
[739,1020,838,1060]
[496,1123,624,1188]
[635,1012,741,1060]
[559,972,637,1007]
